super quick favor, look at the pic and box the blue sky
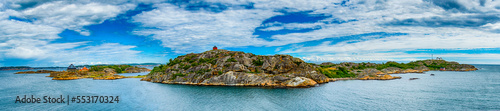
[1,0,500,67]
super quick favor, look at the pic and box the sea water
[0,65,499,110]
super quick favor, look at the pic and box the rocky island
[46,65,150,80]
[317,59,477,80]
[143,49,477,88]
[142,49,329,87]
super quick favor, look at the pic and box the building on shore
[67,64,77,72]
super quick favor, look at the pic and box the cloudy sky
[0,0,499,67]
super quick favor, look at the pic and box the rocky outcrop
[320,59,477,79]
[93,75,125,80]
[358,75,402,80]
[143,49,329,87]
[49,71,126,80]
[103,68,117,74]
[124,67,151,73]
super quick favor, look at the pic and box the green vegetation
[253,59,264,66]
[320,64,336,68]
[293,61,302,66]
[184,55,197,63]
[151,64,168,74]
[195,69,211,74]
[315,59,471,78]
[227,58,237,62]
[210,59,217,65]
[89,65,135,73]
[171,73,186,80]
[413,60,450,70]
[316,67,357,78]
[182,64,191,70]
[167,59,181,66]
[375,61,420,70]
[198,58,208,63]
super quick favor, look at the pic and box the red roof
[79,66,89,71]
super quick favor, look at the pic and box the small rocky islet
[16,65,151,80]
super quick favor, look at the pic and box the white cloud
[0,19,62,41]
[255,0,500,64]
[259,22,325,31]
[128,0,500,64]
[199,0,342,12]
[49,43,142,66]
[0,1,145,66]
[133,3,280,53]
[7,1,135,36]
[2,0,497,65]
[2,39,86,59]
[280,27,500,64]
[481,22,500,32]
[281,28,500,54]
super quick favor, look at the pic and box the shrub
[171,73,186,80]
[89,65,138,74]
[253,59,264,66]
[182,65,191,70]
[210,59,217,65]
[317,67,357,78]
[151,64,167,74]
[227,58,237,62]
[167,59,181,66]
[294,61,302,66]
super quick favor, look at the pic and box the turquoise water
[1,65,499,110]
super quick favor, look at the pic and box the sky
[0,0,500,67]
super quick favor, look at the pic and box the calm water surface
[1,65,499,110]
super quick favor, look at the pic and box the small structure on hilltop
[213,46,218,50]
[67,64,77,72]
[79,66,89,71]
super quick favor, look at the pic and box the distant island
[141,49,477,88]
[15,70,57,74]
[2,63,160,71]
[15,65,151,80]
[0,66,64,71]
[317,59,477,80]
